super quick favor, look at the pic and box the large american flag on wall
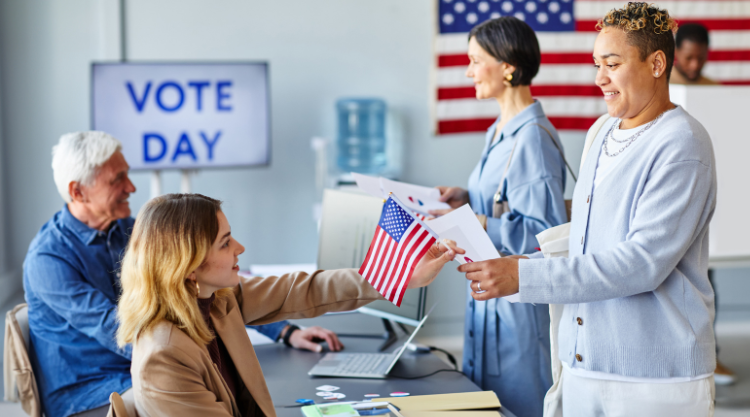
[435,0,750,134]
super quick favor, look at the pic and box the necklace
[603,109,670,157]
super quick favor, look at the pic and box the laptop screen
[383,312,430,375]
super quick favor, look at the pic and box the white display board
[92,63,269,170]
[670,85,750,263]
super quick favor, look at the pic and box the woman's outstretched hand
[457,255,527,301]
[429,186,470,217]
[408,239,465,289]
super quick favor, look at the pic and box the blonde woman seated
[115,193,459,416]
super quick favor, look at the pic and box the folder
[401,412,501,417]
[385,391,501,412]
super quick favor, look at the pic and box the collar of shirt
[60,204,122,245]
[486,100,546,149]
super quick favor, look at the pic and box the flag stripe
[574,1,750,19]
[437,31,750,54]
[438,116,600,134]
[439,85,604,100]
[437,62,750,87]
[366,229,390,288]
[359,227,385,279]
[575,18,750,32]
[438,50,750,68]
[437,97,607,120]
[379,223,420,294]
[372,238,395,291]
[394,235,436,306]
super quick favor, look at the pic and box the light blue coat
[463,101,567,417]
[519,106,717,378]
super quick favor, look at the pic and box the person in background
[671,22,718,85]
[671,21,735,386]
[429,17,567,417]
[116,193,458,416]
[459,3,717,415]
[22,131,342,417]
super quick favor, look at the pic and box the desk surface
[255,337,516,417]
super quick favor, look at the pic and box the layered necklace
[603,108,673,157]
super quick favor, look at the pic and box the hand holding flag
[408,238,464,290]
[359,195,463,306]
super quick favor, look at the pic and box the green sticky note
[301,403,360,417]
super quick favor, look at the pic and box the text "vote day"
[126,80,232,163]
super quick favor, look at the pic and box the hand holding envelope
[425,205,520,303]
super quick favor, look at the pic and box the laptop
[307,313,430,378]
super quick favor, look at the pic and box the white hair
[52,131,122,203]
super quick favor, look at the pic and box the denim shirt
[467,101,568,255]
[23,205,288,417]
[463,101,565,417]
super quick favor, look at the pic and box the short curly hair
[597,2,678,80]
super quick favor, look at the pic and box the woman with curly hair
[456,3,717,415]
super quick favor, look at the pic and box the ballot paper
[352,173,451,215]
[426,205,519,303]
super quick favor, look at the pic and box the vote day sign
[92,62,270,170]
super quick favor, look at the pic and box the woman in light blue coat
[431,17,568,417]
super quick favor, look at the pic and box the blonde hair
[117,193,232,347]
[597,2,678,80]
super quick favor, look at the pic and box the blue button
[469,330,474,338]
[469,359,474,367]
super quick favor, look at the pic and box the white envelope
[426,205,519,303]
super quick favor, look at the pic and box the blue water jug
[336,98,387,174]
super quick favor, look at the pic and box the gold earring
[505,73,513,82]
[194,281,200,296]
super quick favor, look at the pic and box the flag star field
[381,200,414,241]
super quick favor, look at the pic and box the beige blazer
[130,269,383,417]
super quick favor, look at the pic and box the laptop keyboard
[332,353,390,375]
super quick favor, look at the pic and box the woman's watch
[282,324,301,347]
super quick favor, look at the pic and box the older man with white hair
[24,132,342,417]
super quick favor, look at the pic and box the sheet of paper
[426,205,519,303]
[351,173,385,199]
[426,205,499,264]
[380,177,451,215]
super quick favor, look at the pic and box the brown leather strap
[492,123,576,218]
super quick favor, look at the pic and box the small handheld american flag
[359,195,438,306]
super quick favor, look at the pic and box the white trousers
[562,368,715,417]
